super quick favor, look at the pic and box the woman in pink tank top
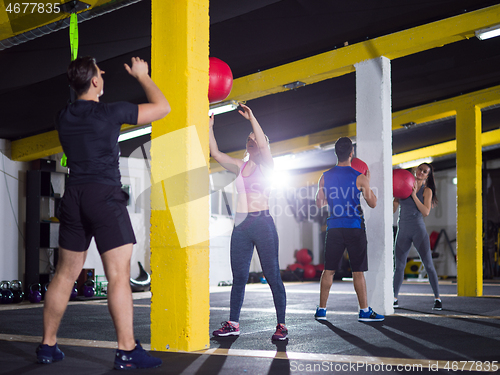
[209,104,287,341]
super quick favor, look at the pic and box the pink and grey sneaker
[212,321,240,337]
[271,324,288,341]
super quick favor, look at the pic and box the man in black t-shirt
[37,56,170,370]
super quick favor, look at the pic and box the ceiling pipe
[0,0,142,51]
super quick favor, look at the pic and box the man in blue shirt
[314,137,384,322]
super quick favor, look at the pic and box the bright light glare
[272,170,290,189]
[118,126,152,142]
[273,154,296,171]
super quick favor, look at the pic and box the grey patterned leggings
[229,210,286,324]
[393,221,440,298]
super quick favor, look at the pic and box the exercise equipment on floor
[296,248,312,266]
[429,229,456,263]
[0,281,13,304]
[130,262,151,292]
[28,283,42,303]
[10,280,23,303]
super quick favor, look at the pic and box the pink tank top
[235,161,271,194]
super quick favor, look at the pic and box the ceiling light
[209,100,239,116]
[118,125,152,142]
[283,81,305,90]
[318,142,336,151]
[398,157,433,170]
[401,121,416,129]
[475,25,500,40]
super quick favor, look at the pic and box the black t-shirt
[56,100,138,186]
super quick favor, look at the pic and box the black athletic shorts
[57,184,136,254]
[324,227,368,272]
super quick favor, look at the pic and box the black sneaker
[36,343,65,364]
[394,299,399,308]
[433,299,442,310]
[114,340,162,370]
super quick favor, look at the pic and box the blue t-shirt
[323,165,365,230]
[56,100,138,187]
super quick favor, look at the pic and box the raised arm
[209,114,243,174]
[124,57,171,125]
[238,104,274,169]
[357,169,377,208]
[315,175,328,208]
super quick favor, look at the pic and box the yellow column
[456,105,483,296]
[150,0,210,351]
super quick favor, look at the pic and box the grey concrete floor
[0,279,499,374]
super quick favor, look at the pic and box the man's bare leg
[319,270,335,308]
[42,248,87,346]
[352,271,368,310]
[101,244,136,351]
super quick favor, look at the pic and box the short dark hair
[335,137,353,162]
[67,56,97,96]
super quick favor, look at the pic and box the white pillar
[355,57,393,315]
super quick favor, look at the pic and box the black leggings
[229,210,286,324]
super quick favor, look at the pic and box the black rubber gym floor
[0,280,499,374]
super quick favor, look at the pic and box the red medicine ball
[351,157,368,175]
[296,248,313,266]
[208,57,233,104]
[393,169,415,199]
[303,264,316,279]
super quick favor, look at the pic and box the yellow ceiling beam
[392,128,500,166]
[11,124,136,162]
[479,128,500,149]
[11,130,64,161]
[228,4,500,103]
[392,85,500,129]
[392,140,457,166]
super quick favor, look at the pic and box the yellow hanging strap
[69,13,78,61]
[61,13,79,168]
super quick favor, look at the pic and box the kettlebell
[28,283,42,303]
[10,280,24,303]
[0,280,13,304]
[83,279,95,298]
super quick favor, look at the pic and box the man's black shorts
[57,184,136,254]
[324,227,368,272]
